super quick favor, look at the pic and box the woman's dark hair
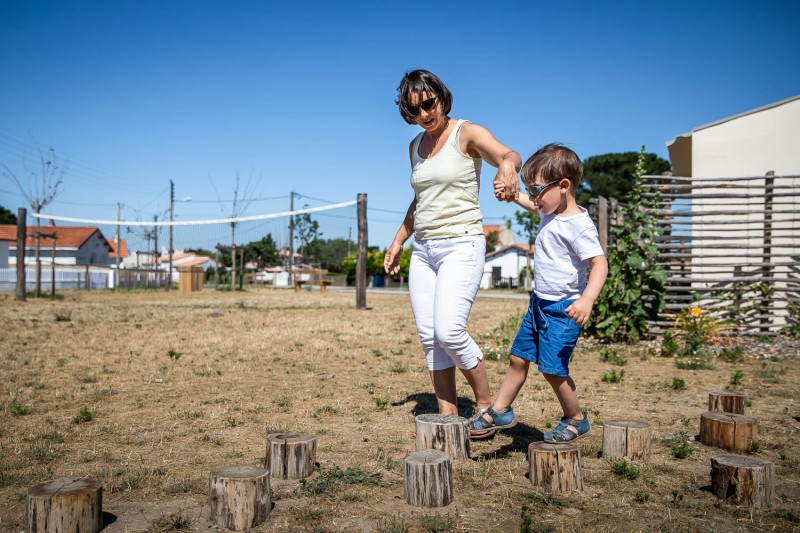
[396,69,453,124]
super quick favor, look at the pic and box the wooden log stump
[699,412,757,453]
[528,442,583,492]
[209,465,270,531]
[601,420,651,461]
[265,433,316,479]
[711,455,774,508]
[403,449,452,508]
[27,476,102,533]
[415,414,470,460]
[708,391,746,414]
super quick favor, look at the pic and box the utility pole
[15,208,26,302]
[115,203,121,288]
[288,190,295,283]
[153,214,159,273]
[167,180,174,292]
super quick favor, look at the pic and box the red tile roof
[0,225,110,250]
[108,238,129,258]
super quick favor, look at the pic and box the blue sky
[1,0,799,250]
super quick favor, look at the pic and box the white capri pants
[408,235,486,371]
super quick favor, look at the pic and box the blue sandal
[467,405,517,436]
[543,409,590,443]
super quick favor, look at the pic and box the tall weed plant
[587,146,666,342]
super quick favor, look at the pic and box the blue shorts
[509,294,582,377]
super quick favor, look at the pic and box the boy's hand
[565,296,594,327]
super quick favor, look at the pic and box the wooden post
[699,412,757,453]
[356,193,367,310]
[16,208,26,302]
[601,420,651,461]
[209,465,270,531]
[760,171,774,332]
[710,455,774,508]
[528,442,583,492]
[403,449,452,508]
[265,433,316,480]
[598,195,608,252]
[414,414,470,460]
[85,264,90,291]
[708,391,746,414]
[26,476,102,533]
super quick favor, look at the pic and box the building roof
[485,243,533,259]
[108,238,128,258]
[0,225,111,250]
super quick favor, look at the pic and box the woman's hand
[384,242,403,276]
[493,159,519,203]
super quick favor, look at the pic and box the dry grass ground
[1,288,799,533]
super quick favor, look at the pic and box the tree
[514,210,539,289]
[577,151,671,206]
[485,230,499,253]
[1,143,67,296]
[304,237,354,272]
[243,234,280,268]
[211,169,260,289]
[294,208,321,258]
[0,205,17,225]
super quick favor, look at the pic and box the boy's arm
[565,254,609,327]
[509,193,538,213]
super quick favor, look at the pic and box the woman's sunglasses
[407,97,437,117]
[525,178,564,197]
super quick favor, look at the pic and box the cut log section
[699,412,757,453]
[209,465,271,531]
[265,433,316,479]
[602,420,651,461]
[708,391,746,414]
[528,442,584,492]
[403,449,452,507]
[415,414,470,460]
[27,476,102,533]
[710,455,774,507]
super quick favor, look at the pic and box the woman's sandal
[542,409,590,443]
[467,405,517,437]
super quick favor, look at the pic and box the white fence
[0,267,113,292]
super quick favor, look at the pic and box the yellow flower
[690,307,702,317]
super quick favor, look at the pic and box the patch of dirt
[1,289,799,532]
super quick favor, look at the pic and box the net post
[356,193,367,309]
[16,208,27,302]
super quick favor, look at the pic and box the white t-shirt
[534,206,605,301]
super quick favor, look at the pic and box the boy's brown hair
[520,143,583,191]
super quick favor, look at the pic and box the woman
[384,69,521,427]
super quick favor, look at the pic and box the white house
[0,225,114,266]
[481,244,533,290]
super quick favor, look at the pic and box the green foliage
[729,370,744,387]
[304,237,356,271]
[780,298,800,338]
[661,331,679,356]
[610,460,639,479]
[600,348,627,366]
[718,346,744,363]
[585,146,666,342]
[167,349,181,362]
[242,234,280,267]
[73,407,94,424]
[0,205,18,225]
[671,442,694,459]
[485,229,499,253]
[576,151,671,207]
[11,403,30,416]
[299,466,381,495]
[601,369,625,383]
[670,378,685,390]
[634,491,650,503]
[294,209,322,256]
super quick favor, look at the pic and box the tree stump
[414,414,470,460]
[601,420,651,461]
[699,412,757,453]
[209,465,270,531]
[265,433,316,479]
[711,455,774,508]
[528,442,583,492]
[27,476,102,533]
[403,449,453,508]
[708,391,746,414]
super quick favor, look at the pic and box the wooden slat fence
[590,173,800,336]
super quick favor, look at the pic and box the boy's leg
[477,355,530,424]
[542,372,585,436]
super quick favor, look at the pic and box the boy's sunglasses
[407,97,437,117]
[525,178,564,197]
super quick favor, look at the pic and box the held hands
[565,296,595,327]
[493,161,520,203]
[384,243,403,276]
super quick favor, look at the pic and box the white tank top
[410,119,484,240]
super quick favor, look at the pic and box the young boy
[469,143,608,442]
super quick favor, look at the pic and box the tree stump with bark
[209,465,271,531]
[708,391,746,415]
[601,420,651,461]
[265,433,316,480]
[528,442,583,492]
[27,476,102,533]
[415,414,470,460]
[710,455,774,507]
[403,449,453,507]
[699,412,757,453]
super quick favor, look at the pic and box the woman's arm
[384,198,415,276]
[461,122,521,203]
